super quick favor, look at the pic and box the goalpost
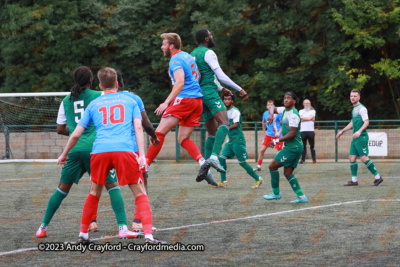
[0,92,70,162]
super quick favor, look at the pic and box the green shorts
[220,142,248,163]
[349,135,369,157]
[274,146,303,168]
[202,90,226,121]
[60,151,117,184]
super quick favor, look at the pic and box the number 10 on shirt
[98,104,125,124]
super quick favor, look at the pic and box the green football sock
[286,174,304,197]
[108,186,127,227]
[219,156,227,182]
[270,171,280,195]
[42,187,68,226]
[205,136,215,160]
[211,124,229,157]
[350,162,358,178]
[365,160,378,176]
[239,162,260,181]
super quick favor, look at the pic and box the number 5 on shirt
[98,104,125,125]
[190,63,199,80]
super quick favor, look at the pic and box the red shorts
[90,152,143,186]
[262,135,283,150]
[162,97,202,127]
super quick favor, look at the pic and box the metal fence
[1,120,400,161]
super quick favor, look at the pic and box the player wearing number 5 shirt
[145,33,211,182]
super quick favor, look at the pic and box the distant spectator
[299,99,316,164]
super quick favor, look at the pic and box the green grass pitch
[0,161,399,266]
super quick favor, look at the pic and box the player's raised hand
[222,88,233,96]
[239,89,248,101]
[155,102,169,116]
[57,154,68,168]
[151,136,160,146]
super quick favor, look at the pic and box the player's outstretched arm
[57,124,70,136]
[267,107,278,125]
[134,118,146,170]
[155,70,185,116]
[336,121,353,140]
[268,126,297,148]
[141,110,159,146]
[58,126,85,167]
[213,68,248,100]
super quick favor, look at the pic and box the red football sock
[80,194,100,233]
[146,132,165,166]
[135,194,152,235]
[181,138,203,162]
[133,207,140,221]
[257,159,263,166]
[91,210,97,222]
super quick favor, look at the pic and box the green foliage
[1,0,400,121]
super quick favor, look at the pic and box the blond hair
[97,67,117,89]
[160,33,181,50]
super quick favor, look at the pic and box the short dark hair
[351,89,361,96]
[284,92,299,103]
[223,94,235,101]
[195,29,209,44]
[98,67,117,89]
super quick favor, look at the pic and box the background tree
[1,0,399,122]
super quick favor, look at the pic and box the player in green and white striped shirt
[336,89,383,186]
[263,92,308,203]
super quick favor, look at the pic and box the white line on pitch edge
[0,199,398,257]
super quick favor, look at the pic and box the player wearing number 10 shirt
[58,67,162,244]
[145,33,211,182]
[36,66,130,239]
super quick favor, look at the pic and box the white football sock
[119,225,128,232]
[257,165,261,168]
[299,195,306,199]
[79,232,89,239]
[199,158,206,166]
[352,177,357,182]
[145,234,154,240]
[375,174,380,179]
[210,155,218,161]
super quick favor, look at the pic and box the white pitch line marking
[0,199,399,257]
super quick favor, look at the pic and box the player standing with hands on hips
[336,89,383,186]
